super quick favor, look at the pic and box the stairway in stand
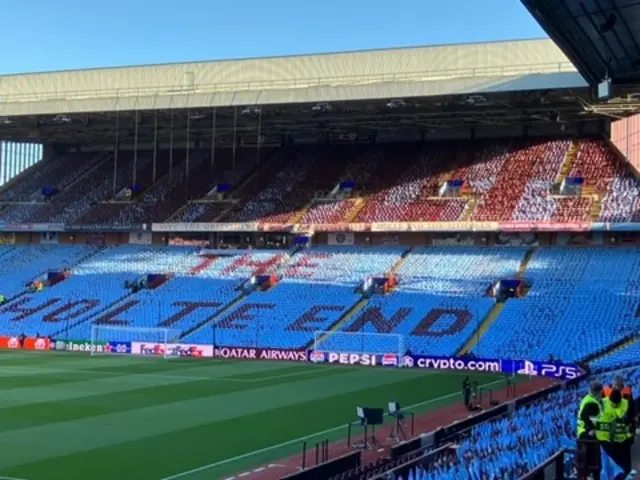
[287,200,315,224]
[555,139,580,184]
[342,197,366,222]
[459,197,478,221]
[459,248,537,355]
[581,186,603,221]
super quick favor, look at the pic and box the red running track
[225,376,556,480]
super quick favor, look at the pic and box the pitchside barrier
[281,450,361,480]
[6,334,586,381]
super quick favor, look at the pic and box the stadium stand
[3,243,640,366]
[0,138,635,225]
[0,246,195,338]
[0,245,100,298]
[391,368,640,480]
[475,247,640,362]
[5,23,640,480]
[186,247,403,347]
[591,339,640,371]
[324,247,526,355]
[0,153,108,222]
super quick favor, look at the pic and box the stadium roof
[523,0,640,86]
[0,39,585,117]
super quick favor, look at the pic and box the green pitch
[0,351,503,480]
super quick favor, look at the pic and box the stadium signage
[0,336,50,350]
[307,351,584,380]
[51,339,106,352]
[308,351,392,366]
[131,342,214,357]
[151,222,258,232]
[499,221,591,232]
[49,339,131,354]
[405,355,501,373]
[538,363,582,380]
[65,224,145,232]
[214,347,307,362]
[370,221,499,232]
[292,223,370,233]
[0,223,64,232]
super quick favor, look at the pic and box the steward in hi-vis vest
[605,375,636,443]
[599,389,633,476]
[576,381,604,480]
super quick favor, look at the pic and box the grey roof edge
[0,37,554,78]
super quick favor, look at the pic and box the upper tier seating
[224,148,329,223]
[0,153,107,222]
[2,152,155,224]
[570,140,619,192]
[473,140,570,222]
[0,153,99,202]
[2,138,637,226]
[355,142,510,223]
[475,247,640,362]
[147,147,271,223]
[600,177,640,222]
[298,200,357,224]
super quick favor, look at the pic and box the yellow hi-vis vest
[577,394,604,438]
[610,398,631,442]
[597,398,630,443]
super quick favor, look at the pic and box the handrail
[0,61,577,103]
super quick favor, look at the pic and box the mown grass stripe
[0,365,353,431]
[6,372,500,480]
[0,368,437,470]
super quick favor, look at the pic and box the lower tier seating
[331,292,495,355]
[397,368,640,480]
[591,339,640,371]
[185,282,360,348]
[474,247,640,362]
[0,245,638,371]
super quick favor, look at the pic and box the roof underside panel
[523,0,640,85]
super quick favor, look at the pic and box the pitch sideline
[159,378,506,480]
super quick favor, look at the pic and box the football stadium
[1,1,640,479]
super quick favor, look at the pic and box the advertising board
[214,346,307,362]
[50,339,131,354]
[307,351,583,380]
[131,342,214,357]
[0,336,50,350]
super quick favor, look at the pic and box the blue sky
[2,0,546,75]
